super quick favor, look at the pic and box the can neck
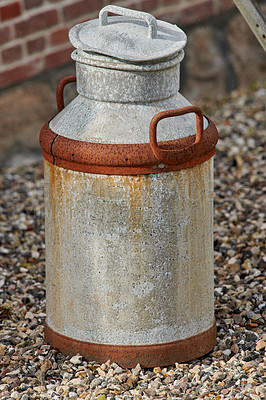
[72,50,183,103]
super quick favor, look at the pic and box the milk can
[40,5,218,368]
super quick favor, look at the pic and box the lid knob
[99,5,157,39]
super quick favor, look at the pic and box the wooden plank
[233,0,266,52]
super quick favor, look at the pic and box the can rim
[39,118,218,175]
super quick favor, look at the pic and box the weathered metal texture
[44,321,216,368]
[44,157,215,366]
[41,6,218,367]
[48,55,199,142]
[74,56,181,104]
[39,95,218,175]
[69,5,187,62]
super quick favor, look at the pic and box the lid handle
[99,5,157,39]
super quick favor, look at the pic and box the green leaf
[96,395,106,400]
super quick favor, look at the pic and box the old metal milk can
[40,5,218,367]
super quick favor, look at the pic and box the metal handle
[56,75,77,112]
[149,106,204,165]
[99,5,157,39]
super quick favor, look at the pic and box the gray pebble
[68,392,78,399]
[70,354,83,365]
[113,366,123,375]
[223,349,232,356]
[90,377,103,389]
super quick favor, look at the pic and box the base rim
[44,320,216,368]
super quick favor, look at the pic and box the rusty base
[44,321,216,368]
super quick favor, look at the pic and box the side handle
[149,106,204,165]
[56,75,77,112]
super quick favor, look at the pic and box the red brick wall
[0,0,234,89]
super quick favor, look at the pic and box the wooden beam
[233,0,266,52]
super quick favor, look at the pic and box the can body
[41,6,218,367]
[44,158,216,367]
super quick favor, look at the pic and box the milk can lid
[69,5,187,62]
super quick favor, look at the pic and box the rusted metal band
[149,106,204,164]
[56,75,77,113]
[44,320,216,368]
[39,119,218,175]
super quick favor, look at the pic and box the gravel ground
[0,87,265,399]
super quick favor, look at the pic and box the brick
[183,25,228,100]
[2,44,22,64]
[180,0,214,26]
[0,26,11,45]
[27,36,46,55]
[141,0,158,12]
[24,0,44,10]
[45,46,73,69]
[219,0,234,12]
[63,0,104,21]
[0,1,21,21]
[0,83,55,164]
[15,9,59,38]
[162,0,179,5]
[50,27,69,46]
[0,58,43,89]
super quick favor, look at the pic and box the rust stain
[128,176,143,233]
[127,174,153,277]
[45,161,65,332]
[39,117,218,175]
[44,319,216,368]
[56,75,77,112]
[149,106,204,164]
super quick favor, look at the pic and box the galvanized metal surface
[41,101,218,175]
[49,89,201,144]
[69,5,187,62]
[71,49,185,71]
[51,7,202,144]
[99,6,158,39]
[49,64,210,144]
[49,53,202,142]
[41,6,218,367]
[44,158,214,347]
[233,0,266,52]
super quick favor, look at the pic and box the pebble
[113,366,123,375]
[131,363,142,376]
[0,87,265,399]
[68,392,78,399]
[256,340,266,351]
[10,392,20,399]
[223,349,231,356]
[90,377,103,389]
[70,354,83,365]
